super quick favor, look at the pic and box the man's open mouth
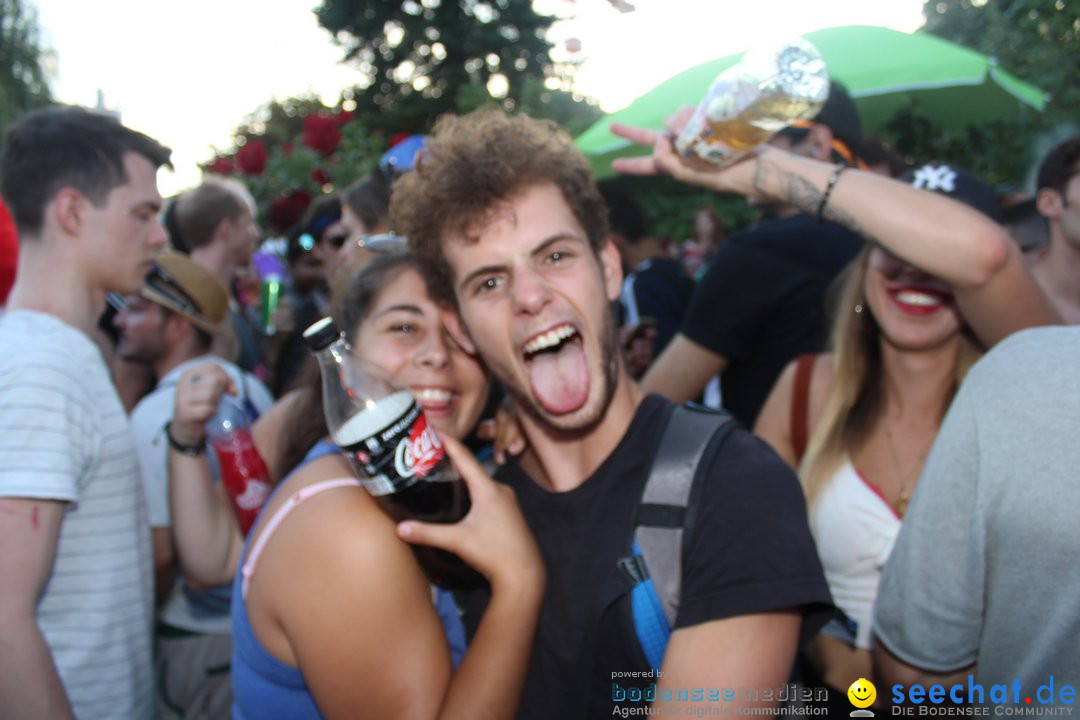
[521,323,589,415]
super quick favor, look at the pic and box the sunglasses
[298,232,350,252]
[354,233,408,253]
[144,263,203,317]
[297,231,408,255]
[106,292,127,311]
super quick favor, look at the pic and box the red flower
[311,167,332,186]
[207,155,235,175]
[333,110,354,126]
[236,140,268,176]
[267,190,312,235]
[303,114,342,156]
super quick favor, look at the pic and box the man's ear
[1036,187,1063,221]
[439,305,476,355]
[51,188,86,237]
[213,215,236,245]
[805,124,834,162]
[599,238,624,303]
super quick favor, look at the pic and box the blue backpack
[617,402,737,671]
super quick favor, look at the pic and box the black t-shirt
[682,214,863,427]
[495,394,832,719]
[625,256,695,356]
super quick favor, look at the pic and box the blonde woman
[611,120,1061,702]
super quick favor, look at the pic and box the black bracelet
[165,422,206,457]
[816,164,848,224]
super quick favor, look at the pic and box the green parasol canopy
[576,24,1048,179]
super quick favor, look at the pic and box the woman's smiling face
[353,266,489,440]
[863,245,964,352]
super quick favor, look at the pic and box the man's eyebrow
[457,232,580,291]
[459,261,508,292]
[133,199,163,213]
[529,233,579,259]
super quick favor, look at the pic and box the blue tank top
[230,440,467,719]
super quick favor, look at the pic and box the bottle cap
[205,394,250,439]
[302,317,343,351]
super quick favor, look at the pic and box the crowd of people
[1,84,1078,720]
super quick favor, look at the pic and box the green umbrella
[576,24,1048,179]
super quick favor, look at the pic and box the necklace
[882,421,927,519]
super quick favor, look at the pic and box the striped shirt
[0,310,154,719]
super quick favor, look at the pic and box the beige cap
[139,250,229,334]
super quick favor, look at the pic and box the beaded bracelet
[815,164,848,224]
[165,422,206,457]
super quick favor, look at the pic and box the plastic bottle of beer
[301,316,483,590]
[675,37,830,168]
[204,395,272,535]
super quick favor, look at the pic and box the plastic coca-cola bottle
[302,317,483,590]
[205,395,272,536]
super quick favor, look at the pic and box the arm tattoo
[752,155,879,242]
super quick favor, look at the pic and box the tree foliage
[891,0,1080,186]
[208,0,604,234]
[316,0,572,133]
[0,0,52,138]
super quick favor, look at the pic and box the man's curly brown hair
[393,108,609,309]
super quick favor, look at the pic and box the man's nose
[150,217,169,250]
[510,265,552,316]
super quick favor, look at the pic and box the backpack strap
[790,354,817,465]
[621,403,736,671]
[635,403,735,626]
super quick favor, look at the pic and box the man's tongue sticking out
[526,335,590,415]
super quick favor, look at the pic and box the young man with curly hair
[395,108,832,718]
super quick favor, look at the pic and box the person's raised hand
[610,108,761,197]
[170,363,235,446]
[608,106,696,178]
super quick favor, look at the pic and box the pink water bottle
[205,395,272,535]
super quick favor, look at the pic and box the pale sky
[35,0,925,196]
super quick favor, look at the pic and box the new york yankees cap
[901,163,1002,223]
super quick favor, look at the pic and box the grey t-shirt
[874,327,1080,701]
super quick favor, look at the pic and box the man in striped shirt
[0,106,171,719]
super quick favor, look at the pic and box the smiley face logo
[848,678,877,709]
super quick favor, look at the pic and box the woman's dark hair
[274,251,417,477]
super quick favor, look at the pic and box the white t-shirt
[0,310,154,719]
[130,354,274,634]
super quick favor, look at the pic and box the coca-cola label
[340,400,444,496]
[395,413,443,480]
